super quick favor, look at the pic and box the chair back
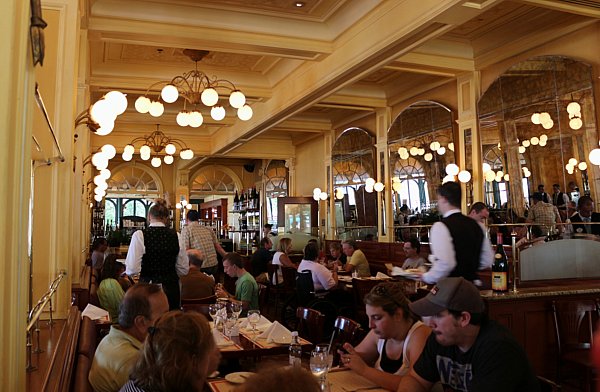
[351,278,379,307]
[330,316,364,366]
[267,263,279,286]
[282,267,297,291]
[181,295,217,305]
[258,283,269,314]
[296,307,325,344]
[552,299,599,354]
[296,270,315,306]
[538,376,562,392]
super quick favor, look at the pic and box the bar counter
[481,278,600,379]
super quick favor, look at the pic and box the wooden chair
[258,283,269,315]
[538,376,562,392]
[296,307,325,344]
[330,316,365,366]
[552,299,599,392]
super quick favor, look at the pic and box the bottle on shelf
[234,191,239,211]
[239,191,246,211]
[289,331,302,367]
[491,232,508,293]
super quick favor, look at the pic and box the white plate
[272,335,292,344]
[225,372,255,384]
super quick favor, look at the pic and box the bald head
[187,249,205,268]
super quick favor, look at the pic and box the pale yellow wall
[295,136,325,196]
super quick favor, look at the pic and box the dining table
[206,367,388,392]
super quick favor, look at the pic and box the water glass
[310,349,329,388]
[247,309,261,337]
[314,344,334,371]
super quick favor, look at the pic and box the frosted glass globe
[589,148,600,165]
[188,111,203,128]
[567,102,581,115]
[164,155,174,165]
[148,101,165,117]
[90,99,114,124]
[458,170,471,183]
[201,88,219,106]
[365,178,376,187]
[176,111,190,127]
[161,85,179,103]
[104,91,128,115]
[374,182,384,192]
[211,105,226,121]
[229,90,246,109]
[151,157,161,167]
[237,105,253,121]
[165,143,176,155]
[445,163,459,176]
[135,96,151,113]
[101,144,117,159]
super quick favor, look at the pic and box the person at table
[338,282,430,391]
[119,311,220,392]
[298,241,338,291]
[215,252,259,316]
[251,237,273,284]
[468,202,489,224]
[181,209,227,276]
[271,237,297,285]
[527,192,562,235]
[401,238,426,270]
[341,240,371,277]
[97,254,126,322]
[420,182,493,286]
[327,241,347,268]
[90,283,169,392]
[180,249,215,300]
[91,236,108,273]
[125,199,189,310]
[397,277,540,392]
[570,195,600,236]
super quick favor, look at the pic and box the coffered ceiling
[83,0,600,168]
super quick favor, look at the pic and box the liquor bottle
[234,191,239,211]
[289,331,302,367]
[491,232,508,293]
[239,191,245,211]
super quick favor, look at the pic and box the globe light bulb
[319,192,328,201]
[201,88,219,106]
[442,175,455,184]
[365,185,374,193]
[589,148,600,165]
[530,137,539,146]
[485,171,496,182]
[567,102,581,115]
[90,99,115,124]
[542,119,554,130]
[124,144,135,155]
[163,155,174,165]
[99,168,111,180]
[531,112,541,124]
[237,105,253,121]
[313,187,322,196]
[122,153,133,162]
[458,170,471,183]
[578,162,587,171]
[211,105,226,121]
[448,142,454,151]
[188,111,204,128]
[104,91,128,115]
[424,153,433,161]
[409,147,419,156]
[398,147,407,156]
[445,163,459,176]
[374,182,384,192]
[151,157,161,167]
[95,119,115,136]
[482,163,491,173]
[94,194,103,202]
[392,182,401,192]
[229,90,246,109]
[176,111,190,127]
[518,146,526,154]
[522,140,530,147]
[568,158,578,166]
[140,145,151,156]
[365,178,376,187]
[161,85,179,103]
[539,112,551,123]
[101,144,117,159]
[504,174,510,182]
[135,96,151,113]
[148,101,165,117]
[165,143,176,155]
[569,117,583,130]
[437,147,446,155]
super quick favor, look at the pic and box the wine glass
[247,309,261,337]
[310,349,329,390]
[208,304,219,330]
[230,301,243,321]
[224,312,237,339]
[315,344,334,371]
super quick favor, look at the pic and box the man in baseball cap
[397,277,540,392]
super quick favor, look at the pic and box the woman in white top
[271,237,296,285]
[339,282,430,391]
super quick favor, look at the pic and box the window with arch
[107,165,161,196]
[191,166,238,194]
[264,160,288,226]
[392,157,429,212]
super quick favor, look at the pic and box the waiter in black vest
[419,182,493,286]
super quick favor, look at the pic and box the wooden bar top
[481,278,600,301]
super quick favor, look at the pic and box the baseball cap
[409,277,484,317]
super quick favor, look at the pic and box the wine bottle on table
[491,232,508,293]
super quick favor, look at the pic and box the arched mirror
[387,101,456,241]
[478,56,599,221]
[332,127,377,241]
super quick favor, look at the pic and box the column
[376,107,392,242]
[456,72,482,211]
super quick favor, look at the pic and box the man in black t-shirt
[250,237,273,283]
[397,277,540,392]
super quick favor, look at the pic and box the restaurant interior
[3,0,600,390]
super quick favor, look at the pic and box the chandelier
[134,49,253,127]
[121,125,194,168]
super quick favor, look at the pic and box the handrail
[33,83,65,164]
[26,270,67,372]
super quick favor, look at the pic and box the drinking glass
[247,309,261,337]
[224,313,237,339]
[315,344,334,371]
[310,349,329,390]
[208,304,219,330]
[230,301,243,320]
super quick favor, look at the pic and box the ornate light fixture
[134,49,253,127]
[121,125,194,167]
[74,91,128,136]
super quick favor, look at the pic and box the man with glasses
[397,277,540,392]
[89,283,169,392]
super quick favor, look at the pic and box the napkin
[212,329,234,347]
[257,320,292,343]
[375,272,390,279]
[239,315,272,331]
[82,304,109,321]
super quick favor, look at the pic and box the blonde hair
[277,237,292,253]
[130,311,215,391]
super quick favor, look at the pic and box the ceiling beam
[517,0,600,18]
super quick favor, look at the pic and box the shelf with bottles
[199,199,227,237]
[91,203,106,238]
[231,187,260,213]
[121,215,147,241]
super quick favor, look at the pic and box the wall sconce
[83,144,117,202]
[531,111,554,130]
[567,101,583,130]
[74,91,128,136]
[589,146,600,166]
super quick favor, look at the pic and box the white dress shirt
[422,209,493,284]
[125,222,189,277]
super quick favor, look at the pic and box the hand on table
[338,343,368,373]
